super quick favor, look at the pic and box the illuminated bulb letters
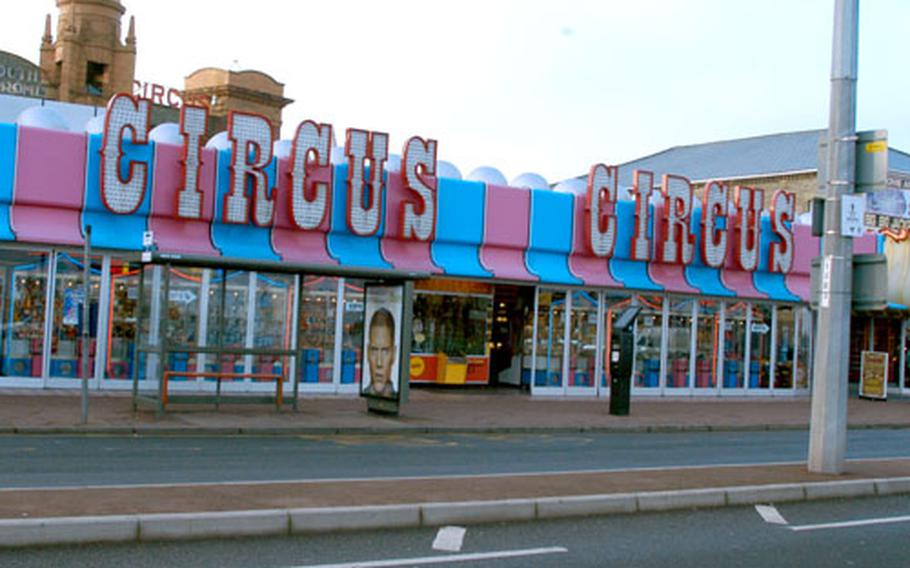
[585,163,618,258]
[345,129,388,236]
[401,136,438,241]
[289,120,333,230]
[100,94,150,214]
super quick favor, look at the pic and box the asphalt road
[3,494,908,567]
[1,428,909,488]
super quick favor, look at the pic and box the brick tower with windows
[39,0,136,105]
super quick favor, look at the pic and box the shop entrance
[528,288,605,397]
[489,285,533,387]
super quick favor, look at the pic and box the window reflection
[632,295,662,389]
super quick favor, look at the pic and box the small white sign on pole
[841,194,866,237]
[820,255,833,309]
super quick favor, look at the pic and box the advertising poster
[360,284,405,401]
[859,350,888,400]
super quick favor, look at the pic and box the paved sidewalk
[0,388,908,547]
[1,387,908,434]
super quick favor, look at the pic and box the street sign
[841,194,866,237]
[820,255,833,309]
[750,322,770,334]
[859,350,888,400]
[168,289,197,304]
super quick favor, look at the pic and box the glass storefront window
[601,295,632,388]
[252,272,295,379]
[1,251,50,379]
[106,260,142,380]
[49,253,102,379]
[204,270,249,379]
[774,306,796,390]
[535,289,566,388]
[904,320,910,390]
[298,276,338,384]
[341,278,364,387]
[411,293,491,357]
[695,300,720,389]
[568,290,598,388]
[633,296,663,389]
[723,302,748,389]
[666,298,694,389]
[749,304,772,389]
[411,289,493,385]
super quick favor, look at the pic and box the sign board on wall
[859,350,888,400]
[0,51,45,98]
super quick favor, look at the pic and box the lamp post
[808,0,859,474]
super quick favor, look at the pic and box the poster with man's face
[360,284,404,400]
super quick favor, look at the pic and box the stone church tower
[39,0,136,105]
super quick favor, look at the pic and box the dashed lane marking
[432,526,466,552]
[789,514,910,532]
[755,504,788,525]
[286,546,568,568]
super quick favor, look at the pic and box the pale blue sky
[5,0,908,183]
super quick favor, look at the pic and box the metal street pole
[81,225,92,425]
[808,0,859,474]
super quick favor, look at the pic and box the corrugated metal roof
[587,129,910,188]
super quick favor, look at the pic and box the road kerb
[536,493,638,519]
[724,483,807,505]
[873,476,910,496]
[637,488,727,512]
[0,476,908,548]
[803,479,877,500]
[0,515,138,547]
[420,499,537,526]
[289,505,420,533]
[138,509,288,541]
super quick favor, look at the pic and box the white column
[244,272,257,377]
[595,291,605,397]
[688,300,697,393]
[146,265,163,384]
[770,306,778,393]
[744,304,753,392]
[900,320,907,394]
[659,296,669,394]
[562,290,572,394]
[717,302,726,395]
[529,287,539,396]
[94,255,112,389]
[41,253,57,384]
[332,277,344,391]
[288,274,301,390]
[196,269,211,380]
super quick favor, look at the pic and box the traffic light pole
[808,0,859,475]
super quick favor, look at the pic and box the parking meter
[609,306,640,416]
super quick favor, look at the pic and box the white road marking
[755,504,788,525]
[287,546,568,568]
[789,514,910,532]
[432,526,466,552]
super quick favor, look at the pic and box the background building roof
[592,129,910,188]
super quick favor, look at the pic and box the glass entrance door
[721,302,748,392]
[747,304,772,393]
[631,296,663,395]
[665,298,695,393]
[530,288,567,395]
[566,290,599,396]
[694,300,720,393]
[0,251,51,385]
[297,276,341,393]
